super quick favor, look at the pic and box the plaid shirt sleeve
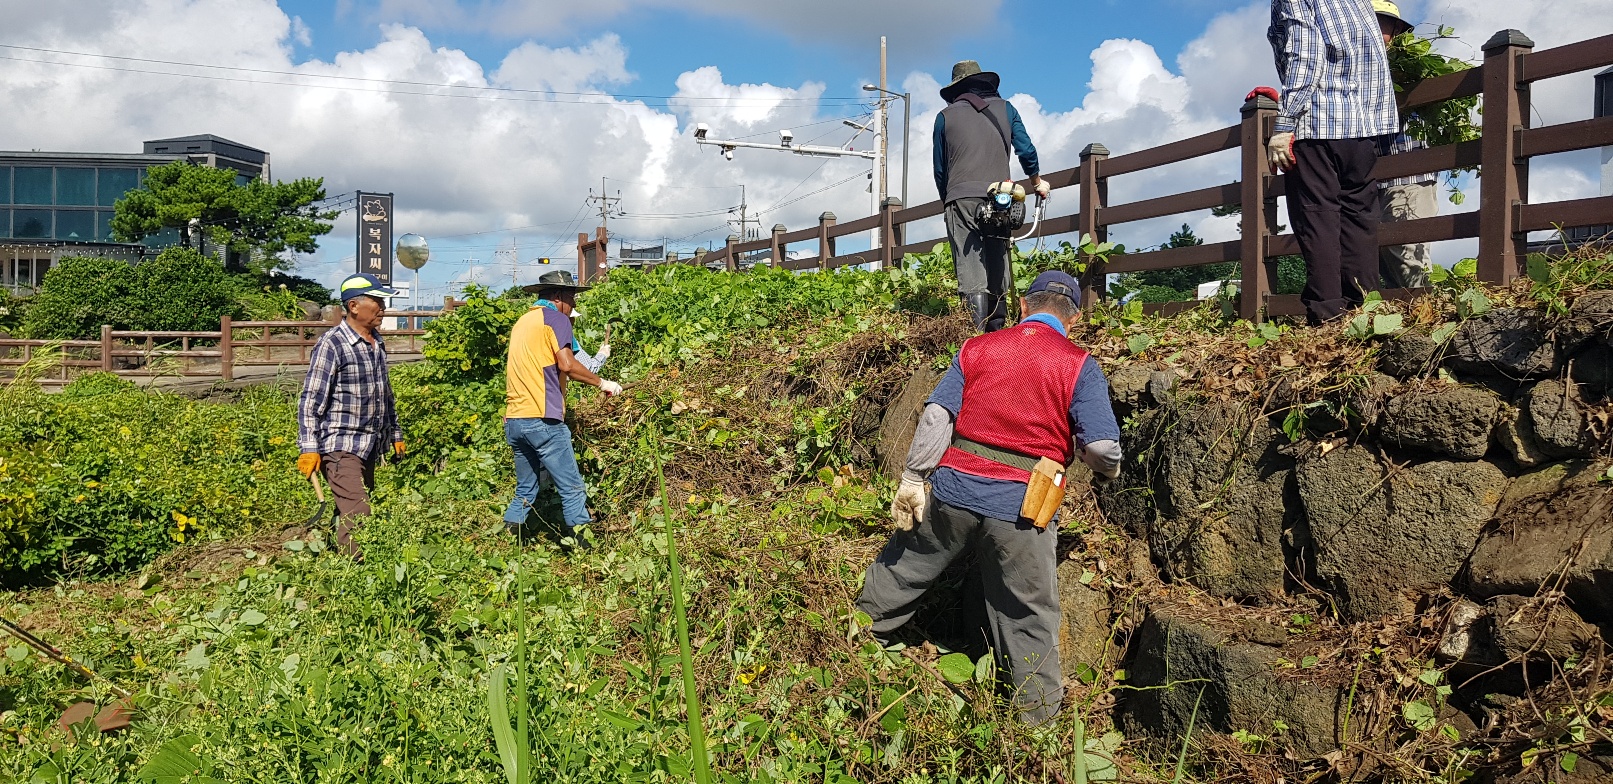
[1269,0,1321,136]
[297,334,338,454]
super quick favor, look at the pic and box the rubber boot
[961,293,994,332]
[983,294,1008,333]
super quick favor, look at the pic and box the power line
[757,169,871,216]
[0,44,870,107]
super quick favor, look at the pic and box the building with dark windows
[1,135,269,293]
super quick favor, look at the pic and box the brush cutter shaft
[0,616,132,698]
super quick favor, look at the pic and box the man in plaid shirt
[297,273,404,558]
[1266,0,1400,324]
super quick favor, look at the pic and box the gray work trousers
[945,198,1011,298]
[1379,180,1436,290]
[856,497,1063,725]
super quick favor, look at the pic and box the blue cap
[338,273,402,304]
[1026,270,1082,305]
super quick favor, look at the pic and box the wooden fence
[0,308,450,386]
[693,30,1613,321]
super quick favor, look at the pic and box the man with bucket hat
[503,269,622,548]
[855,271,1123,725]
[296,272,405,558]
[934,60,1048,333]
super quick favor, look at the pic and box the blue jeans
[503,418,590,530]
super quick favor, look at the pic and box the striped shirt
[297,319,402,458]
[505,306,575,420]
[1377,131,1437,188]
[1268,0,1399,141]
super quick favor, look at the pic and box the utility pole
[586,177,622,238]
[729,184,761,264]
[494,239,518,288]
[877,36,889,236]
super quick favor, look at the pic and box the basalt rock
[1518,380,1596,459]
[1377,329,1438,379]
[1119,608,1346,760]
[1569,343,1613,398]
[1056,561,1114,679]
[1447,309,1560,379]
[1436,595,1601,666]
[1295,445,1505,621]
[1149,401,1294,601]
[1467,470,1613,621]
[1106,364,1154,419]
[1380,385,1501,460]
[873,364,944,479]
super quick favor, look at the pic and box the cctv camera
[694,123,709,140]
[780,129,793,145]
[723,149,734,161]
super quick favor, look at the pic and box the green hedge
[18,248,329,339]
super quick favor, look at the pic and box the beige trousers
[1379,180,1438,289]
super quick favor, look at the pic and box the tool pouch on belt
[951,436,1067,529]
[1018,458,1067,529]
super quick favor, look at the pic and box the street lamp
[863,84,910,208]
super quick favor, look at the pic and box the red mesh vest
[936,320,1089,482]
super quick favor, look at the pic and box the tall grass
[653,440,713,784]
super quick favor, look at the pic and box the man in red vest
[857,271,1122,725]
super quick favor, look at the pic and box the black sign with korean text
[356,192,394,284]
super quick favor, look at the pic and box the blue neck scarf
[1021,312,1068,336]
[533,299,583,352]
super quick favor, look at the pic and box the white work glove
[594,343,611,364]
[1032,178,1051,200]
[891,473,928,532]
[599,379,623,397]
[1267,131,1296,173]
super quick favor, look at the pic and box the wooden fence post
[770,224,787,269]
[882,198,905,269]
[1240,94,1279,322]
[817,212,837,272]
[1077,144,1109,310]
[724,234,739,273]
[100,325,113,372]
[1479,29,1535,284]
[219,315,233,382]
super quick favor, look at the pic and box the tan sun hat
[1372,0,1414,36]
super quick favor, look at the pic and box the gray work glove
[891,473,928,532]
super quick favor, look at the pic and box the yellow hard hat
[1372,0,1413,36]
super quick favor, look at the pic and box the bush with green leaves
[123,247,243,332]
[0,382,308,583]
[18,256,136,339]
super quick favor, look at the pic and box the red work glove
[1246,86,1281,104]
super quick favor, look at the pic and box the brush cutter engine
[977,180,1027,238]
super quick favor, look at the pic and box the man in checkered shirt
[297,273,405,558]
[1266,0,1400,324]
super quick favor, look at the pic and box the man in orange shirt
[504,270,621,546]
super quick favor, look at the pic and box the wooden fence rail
[0,307,452,386]
[692,29,1613,322]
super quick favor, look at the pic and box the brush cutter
[0,615,134,735]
